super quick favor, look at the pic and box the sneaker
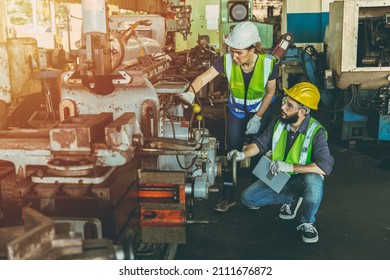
[214,200,237,212]
[296,223,319,243]
[279,197,303,220]
[247,205,261,210]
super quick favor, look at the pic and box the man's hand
[245,114,262,135]
[227,150,245,162]
[270,160,293,175]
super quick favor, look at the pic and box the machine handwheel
[231,153,237,187]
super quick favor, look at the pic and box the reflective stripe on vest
[224,53,274,116]
[298,120,320,165]
[225,53,233,83]
[272,118,324,172]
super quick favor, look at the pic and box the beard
[281,111,299,124]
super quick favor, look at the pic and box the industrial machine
[0,0,220,259]
[0,207,125,260]
[169,34,219,76]
[280,0,390,145]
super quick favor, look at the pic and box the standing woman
[189,21,277,211]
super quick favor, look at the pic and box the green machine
[219,0,273,50]
[174,0,221,51]
[174,0,273,52]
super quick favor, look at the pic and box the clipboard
[252,156,291,193]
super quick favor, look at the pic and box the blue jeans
[241,173,324,224]
[227,104,274,151]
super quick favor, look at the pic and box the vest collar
[286,114,311,134]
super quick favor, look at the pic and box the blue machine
[280,0,390,143]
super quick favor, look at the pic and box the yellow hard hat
[283,82,320,110]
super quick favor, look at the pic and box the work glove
[226,149,245,162]
[245,114,262,135]
[269,160,293,176]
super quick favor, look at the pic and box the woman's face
[230,47,254,65]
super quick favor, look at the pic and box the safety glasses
[282,96,310,113]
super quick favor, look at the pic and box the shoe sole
[279,213,296,219]
[302,236,319,243]
[214,201,237,212]
[278,197,303,220]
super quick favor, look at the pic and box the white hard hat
[224,21,261,49]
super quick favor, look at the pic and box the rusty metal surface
[27,111,59,129]
[0,137,50,149]
[0,139,52,179]
[31,161,139,243]
[50,113,113,154]
[0,207,128,259]
[0,226,25,259]
[0,43,11,103]
[138,170,185,185]
[61,74,160,122]
[105,112,140,147]
[0,166,14,179]
[138,170,186,244]
[7,38,41,99]
[46,158,96,175]
[32,166,116,185]
[0,173,35,200]
[0,132,51,181]
[7,207,55,259]
[141,99,158,137]
[140,209,185,227]
[34,183,60,211]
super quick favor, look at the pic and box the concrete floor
[175,103,390,260]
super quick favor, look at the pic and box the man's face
[281,110,300,124]
[280,96,303,124]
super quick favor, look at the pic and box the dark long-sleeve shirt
[252,114,334,175]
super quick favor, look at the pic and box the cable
[162,106,198,170]
[154,74,208,170]
[298,45,318,84]
[318,87,356,113]
[162,74,206,140]
[351,85,370,114]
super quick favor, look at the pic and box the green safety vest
[271,117,327,174]
[224,53,274,117]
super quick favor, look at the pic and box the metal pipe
[147,142,201,151]
[66,7,72,53]
[232,153,237,187]
[144,137,198,146]
[186,220,217,224]
[136,148,200,155]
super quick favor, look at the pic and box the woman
[189,21,278,212]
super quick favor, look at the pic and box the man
[227,82,334,243]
